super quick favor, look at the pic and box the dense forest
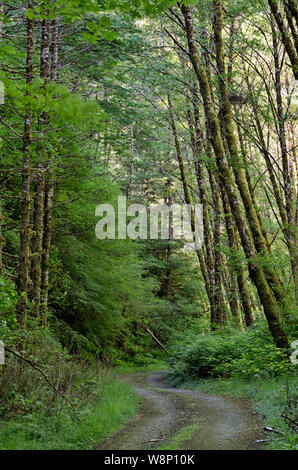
[0,0,297,452]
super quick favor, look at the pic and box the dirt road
[96,371,264,450]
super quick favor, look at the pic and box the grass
[0,379,140,450]
[177,374,297,450]
[156,424,199,450]
[114,360,167,375]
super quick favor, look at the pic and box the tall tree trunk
[168,94,216,323]
[235,119,271,251]
[30,16,50,317]
[245,71,288,228]
[186,97,218,326]
[50,17,59,81]
[283,0,298,26]
[283,1,298,53]
[209,171,227,326]
[40,15,59,326]
[128,122,135,203]
[180,3,289,348]
[40,184,54,327]
[163,193,173,299]
[30,169,45,317]
[0,2,3,277]
[192,84,238,325]
[16,0,34,326]
[0,200,3,276]
[220,180,254,327]
[213,0,287,307]
[268,0,298,79]
[285,68,298,303]
[271,16,298,304]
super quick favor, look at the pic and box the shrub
[0,328,107,419]
[215,343,292,378]
[166,325,295,385]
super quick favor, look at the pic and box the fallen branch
[143,326,168,353]
[279,413,298,432]
[5,346,80,422]
[264,426,285,435]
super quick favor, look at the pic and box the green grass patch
[156,424,199,450]
[114,361,167,375]
[0,379,140,450]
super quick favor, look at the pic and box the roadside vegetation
[0,0,297,451]
[166,325,298,449]
[0,329,140,450]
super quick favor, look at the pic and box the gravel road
[96,371,265,450]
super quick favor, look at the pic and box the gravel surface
[96,371,265,450]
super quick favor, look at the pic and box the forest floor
[96,371,265,450]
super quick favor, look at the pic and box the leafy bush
[0,278,17,314]
[0,278,18,346]
[0,328,107,419]
[215,343,291,378]
[166,325,295,385]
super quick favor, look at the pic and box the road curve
[96,371,265,450]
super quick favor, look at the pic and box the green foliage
[182,374,297,450]
[216,343,292,379]
[0,278,18,334]
[0,0,297,452]
[0,277,17,316]
[0,378,139,450]
[166,325,296,386]
[50,175,158,356]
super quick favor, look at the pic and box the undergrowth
[166,324,298,450]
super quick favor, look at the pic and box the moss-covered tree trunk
[186,97,218,326]
[220,180,253,327]
[16,0,34,326]
[271,16,298,305]
[209,170,227,326]
[268,0,298,79]
[181,3,289,348]
[30,169,45,317]
[40,16,58,326]
[0,200,3,276]
[30,17,50,318]
[168,94,218,323]
[235,119,271,252]
[0,4,3,277]
[213,0,287,307]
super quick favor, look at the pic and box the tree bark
[268,0,298,79]
[0,199,3,276]
[0,2,3,276]
[186,96,218,326]
[40,15,59,326]
[30,169,45,317]
[40,184,54,327]
[168,94,216,322]
[271,16,298,304]
[213,0,287,307]
[220,180,254,327]
[30,16,50,317]
[16,0,34,326]
[209,170,227,326]
[180,3,289,348]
